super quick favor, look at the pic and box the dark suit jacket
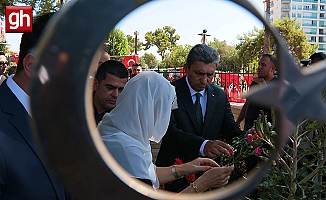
[155,77,244,192]
[0,81,70,199]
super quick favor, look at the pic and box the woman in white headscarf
[98,71,233,193]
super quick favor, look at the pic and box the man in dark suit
[0,13,72,199]
[156,44,244,192]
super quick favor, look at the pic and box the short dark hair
[132,62,141,67]
[95,60,128,83]
[262,54,276,66]
[186,44,220,69]
[16,12,56,75]
[309,52,326,60]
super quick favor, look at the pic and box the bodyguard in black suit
[0,13,72,199]
[156,44,245,192]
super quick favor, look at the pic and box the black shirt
[94,107,109,124]
[244,76,277,131]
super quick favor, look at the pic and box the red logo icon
[6,6,32,33]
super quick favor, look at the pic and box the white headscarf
[98,71,175,188]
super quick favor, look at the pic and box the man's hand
[203,140,232,158]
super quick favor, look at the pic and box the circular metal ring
[30,0,295,199]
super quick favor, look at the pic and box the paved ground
[230,102,245,130]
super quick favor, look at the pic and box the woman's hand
[195,165,234,191]
[157,158,219,185]
[178,158,219,176]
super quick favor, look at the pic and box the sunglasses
[0,61,9,66]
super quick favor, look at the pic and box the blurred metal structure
[134,31,139,55]
[29,0,326,199]
[198,29,211,44]
[263,0,271,54]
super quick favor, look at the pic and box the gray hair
[186,44,220,69]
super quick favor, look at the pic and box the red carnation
[245,134,254,142]
[254,147,262,156]
[174,158,184,165]
[258,131,263,138]
[253,130,259,138]
[228,148,234,155]
[186,174,196,183]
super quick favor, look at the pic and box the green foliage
[273,17,317,62]
[0,44,9,53]
[126,34,143,55]
[0,0,73,19]
[236,17,317,72]
[225,107,326,199]
[140,52,158,69]
[257,117,326,199]
[208,39,238,72]
[0,0,17,20]
[157,60,167,69]
[144,26,180,61]
[166,44,192,69]
[222,112,275,183]
[236,27,266,73]
[106,28,130,56]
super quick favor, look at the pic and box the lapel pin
[212,94,215,97]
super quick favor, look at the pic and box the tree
[0,45,9,53]
[0,0,73,19]
[236,27,266,73]
[208,39,238,72]
[126,34,143,55]
[166,44,192,69]
[106,28,130,57]
[140,53,158,69]
[157,60,167,70]
[144,26,180,61]
[236,17,317,72]
[273,16,316,61]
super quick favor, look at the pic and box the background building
[270,0,326,53]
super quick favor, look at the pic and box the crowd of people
[1,10,326,199]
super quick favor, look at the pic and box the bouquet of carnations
[222,111,277,181]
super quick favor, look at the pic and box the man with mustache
[156,44,244,192]
[93,60,128,124]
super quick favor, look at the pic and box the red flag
[122,55,139,68]
[12,52,19,64]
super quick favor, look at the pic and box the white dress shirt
[185,77,209,156]
[6,74,31,116]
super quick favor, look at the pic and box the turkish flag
[122,55,139,68]
[12,52,19,64]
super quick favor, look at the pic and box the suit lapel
[176,78,200,133]
[202,85,218,133]
[2,83,41,159]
